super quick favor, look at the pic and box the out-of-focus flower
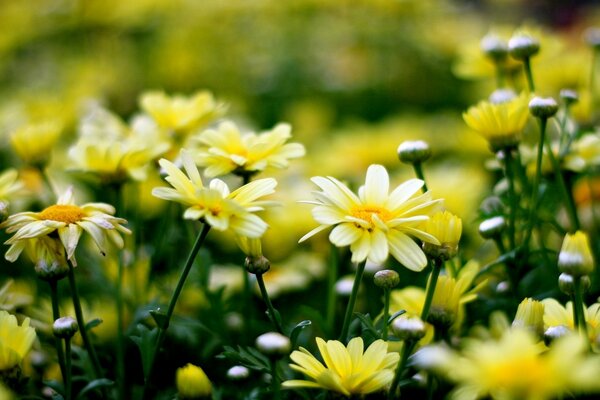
[421,210,462,260]
[463,92,529,151]
[0,280,34,313]
[300,164,442,270]
[282,337,399,396]
[558,230,594,277]
[152,150,277,238]
[542,298,600,349]
[418,328,600,400]
[140,90,225,140]
[176,363,212,400]
[0,187,130,263]
[512,298,545,337]
[254,252,325,298]
[10,120,63,166]
[0,310,36,371]
[193,121,305,178]
[563,134,600,172]
[0,169,26,219]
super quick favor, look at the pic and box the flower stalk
[256,273,284,334]
[339,260,366,342]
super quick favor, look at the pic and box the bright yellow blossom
[421,210,462,260]
[558,230,594,277]
[176,363,212,399]
[152,150,277,238]
[512,298,545,337]
[542,298,600,349]
[193,121,305,178]
[300,164,442,271]
[0,187,130,264]
[0,311,36,371]
[283,337,399,397]
[463,92,530,151]
[10,120,62,166]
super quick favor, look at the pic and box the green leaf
[355,313,379,338]
[219,345,270,373]
[130,324,160,378]
[289,320,311,348]
[76,378,114,399]
[85,318,103,331]
[387,310,406,325]
[149,309,169,329]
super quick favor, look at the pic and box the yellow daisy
[283,337,399,397]
[542,298,600,348]
[0,187,130,263]
[0,310,36,371]
[300,164,442,271]
[152,150,277,238]
[10,119,63,166]
[193,121,305,178]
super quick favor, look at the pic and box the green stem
[66,260,104,381]
[493,237,506,254]
[142,223,211,399]
[326,245,339,337]
[382,288,390,341]
[412,162,428,193]
[256,273,284,334]
[524,118,547,249]
[503,149,517,251]
[573,277,589,338]
[48,281,67,386]
[339,261,366,342]
[64,337,73,400]
[495,64,505,89]
[420,259,442,321]
[544,130,580,232]
[270,359,281,400]
[388,340,416,399]
[523,57,535,92]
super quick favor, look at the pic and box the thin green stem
[523,57,535,92]
[573,277,589,338]
[388,340,416,399]
[64,337,73,400]
[412,162,428,193]
[420,259,442,321]
[503,149,517,251]
[256,273,284,334]
[326,245,339,337]
[495,64,505,89]
[142,223,211,399]
[382,288,390,341]
[524,118,547,249]
[270,359,281,400]
[66,259,104,381]
[493,237,506,255]
[339,261,366,342]
[48,281,67,386]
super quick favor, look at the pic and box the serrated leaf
[130,324,160,378]
[289,320,311,348]
[76,378,114,399]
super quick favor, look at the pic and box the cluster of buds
[557,231,594,298]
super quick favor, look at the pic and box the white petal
[329,223,362,246]
[368,229,389,264]
[363,165,389,205]
[386,179,424,210]
[387,231,427,271]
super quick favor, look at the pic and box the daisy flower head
[193,120,305,178]
[152,149,277,238]
[282,337,399,396]
[300,164,443,271]
[0,187,130,264]
[0,310,36,372]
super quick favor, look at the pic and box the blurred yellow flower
[176,363,212,399]
[463,92,529,151]
[0,187,130,263]
[255,252,325,298]
[10,120,63,166]
[0,310,36,371]
[193,121,305,178]
[301,164,442,270]
[563,134,600,172]
[512,298,544,337]
[558,230,594,277]
[152,150,277,238]
[0,169,25,205]
[542,298,600,348]
[139,90,225,138]
[283,337,399,396]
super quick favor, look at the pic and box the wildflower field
[4,1,600,399]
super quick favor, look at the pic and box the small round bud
[543,325,570,346]
[397,140,432,164]
[53,316,78,339]
[227,365,250,381]
[479,196,504,215]
[225,312,244,332]
[584,27,600,49]
[481,33,509,62]
[335,276,355,297]
[508,33,540,60]
[255,332,291,357]
[496,280,511,294]
[529,97,559,119]
[489,88,517,104]
[560,89,579,105]
[391,317,426,342]
[558,273,591,295]
[374,270,400,289]
[244,255,270,275]
[478,216,506,239]
[0,201,9,223]
[35,258,69,282]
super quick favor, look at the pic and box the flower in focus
[421,210,462,260]
[10,120,63,166]
[176,363,212,400]
[152,150,277,238]
[282,337,399,396]
[0,187,130,263]
[193,121,305,178]
[139,90,225,139]
[300,164,442,270]
[0,310,36,371]
[418,328,600,400]
[463,92,530,151]
[558,230,594,277]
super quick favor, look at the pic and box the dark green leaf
[387,310,406,325]
[289,320,311,348]
[149,309,168,329]
[130,324,160,378]
[85,318,103,331]
[76,378,114,399]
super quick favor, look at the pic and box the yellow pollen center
[39,205,84,224]
[351,205,392,224]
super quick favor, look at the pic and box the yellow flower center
[39,205,84,224]
[351,205,392,224]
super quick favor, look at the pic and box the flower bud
[0,201,9,223]
[391,317,426,342]
[255,332,291,358]
[227,365,250,381]
[558,231,594,277]
[480,196,504,215]
[176,364,212,400]
[374,270,400,289]
[422,211,462,261]
[244,255,270,275]
[543,325,570,346]
[560,89,579,105]
[53,317,78,339]
[478,216,506,239]
[508,32,540,60]
[489,88,517,104]
[35,258,69,282]
[529,97,559,119]
[481,33,509,63]
[397,140,432,164]
[428,276,461,329]
[512,298,544,337]
[558,273,591,295]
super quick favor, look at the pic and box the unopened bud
[479,196,504,215]
[391,317,426,342]
[244,256,270,275]
[508,33,540,60]
[374,270,400,289]
[558,273,591,295]
[481,33,509,62]
[479,216,506,239]
[35,259,69,282]
[560,89,579,105]
[227,365,250,381]
[543,325,570,346]
[529,97,559,119]
[0,201,9,223]
[53,316,78,339]
[558,231,594,277]
[255,332,291,358]
[397,140,432,164]
[489,88,517,104]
